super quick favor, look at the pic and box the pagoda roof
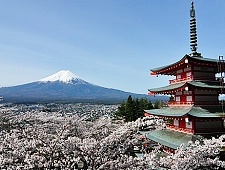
[151,55,188,75]
[188,106,225,118]
[140,129,194,149]
[145,106,191,117]
[145,106,225,118]
[149,80,223,94]
[151,54,225,75]
[149,82,186,93]
[188,81,223,89]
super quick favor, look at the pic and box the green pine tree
[125,95,135,122]
[115,96,154,122]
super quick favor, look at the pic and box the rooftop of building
[150,53,225,76]
[148,80,224,94]
[140,129,202,150]
[145,105,225,118]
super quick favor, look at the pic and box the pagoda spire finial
[190,1,198,54]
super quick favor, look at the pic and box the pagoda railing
[169,76,218,84]
[169,76,192,84]
[166,124,194,134]
[168,101,194,106]
[168,101,219,106]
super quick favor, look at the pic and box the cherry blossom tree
[0,107,225,169]
[158,135,225,170]
[0,110,149,169]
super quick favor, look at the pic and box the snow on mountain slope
[39,70,88,84]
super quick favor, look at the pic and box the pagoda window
[186,72,192,78]
[186,121,192,129]
[177,69,183,74]
[175,96,180,102]
[184,67,191,72]
[174,119,179,126]
[176,91,182,95]
[186,96,192,102]
[183,91,192,95]
[177,74,181,80]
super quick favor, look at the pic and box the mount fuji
[39,70,88,85]
[0,70,166,103]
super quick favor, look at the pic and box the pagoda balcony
[169,76,192,84]
[169,76,218,84]
[166,124,194,134]
[168,101,219,106]
[168,101,194,106]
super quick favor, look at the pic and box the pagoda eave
[144,107,190,117]
[150,55,225,76]
[145,106,225,118]
[150,55,188,76]
[148,91,173,95]
[140,129,194,150]
[149,81,225,95]
[148,82,187,95]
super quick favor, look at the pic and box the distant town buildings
[0,103,118,121]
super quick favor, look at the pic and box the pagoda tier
[150,53,225,76]
[145,106,225,135]
[140,129,197,153]
[149,80,224,94]
[149,80,224,106]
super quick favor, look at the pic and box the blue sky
[1,0,225,94]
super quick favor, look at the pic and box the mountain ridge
[0,70,168,103]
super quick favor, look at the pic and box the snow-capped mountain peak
[40,70,84,84]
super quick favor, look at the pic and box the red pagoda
[144,2,225,153]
